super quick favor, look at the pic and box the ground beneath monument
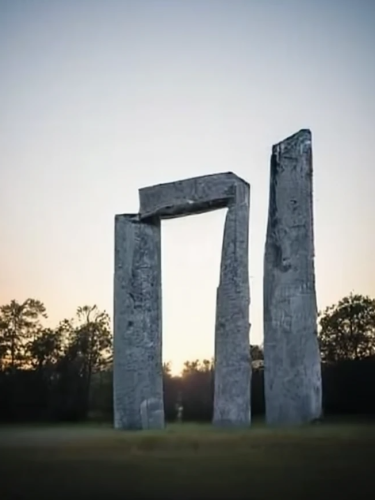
[0,419,374,499]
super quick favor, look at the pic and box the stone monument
[114,172,251,430]
[263,129,322,425]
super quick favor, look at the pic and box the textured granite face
[114,172,251,430]
[263,129,322,425]
[213,181,251,426]
[139,172,241,219]
[140,397,164,429]
[113,214,164,430]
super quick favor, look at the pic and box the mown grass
[0,419,374,499]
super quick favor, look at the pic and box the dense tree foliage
[318,294,375,362]
[0,293,374,423]
[0,299,47,371]
[0,300,112,421]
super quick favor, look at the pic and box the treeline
[0,301,112,422]
[0,294,375,423]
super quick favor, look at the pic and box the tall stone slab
[113,214,164,430]
[213,181,251,426]
[263,129,322,425]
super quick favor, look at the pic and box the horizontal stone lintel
[138,172,249,220]
[114,213,160,225]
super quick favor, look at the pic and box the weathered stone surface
[113,214,164,430]
[263,129,322,425]
[140,397,164,430]
[114,172,252,430]
[138,172,242,219]
[213,181,251,426]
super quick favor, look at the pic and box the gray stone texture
[114,172,252,429]
[263,129,322,425]
[139,172,240,219]
[140,397,165,430]
[113,214,164,430]
[213,181,251,426]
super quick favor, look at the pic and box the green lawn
[0,419,374,499]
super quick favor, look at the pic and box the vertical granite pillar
[263,129,322,425]
[113,214,164,430]
[213,181,251,426]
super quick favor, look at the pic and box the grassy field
[0,419,374,499]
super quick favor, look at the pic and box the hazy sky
[1,0,374,374]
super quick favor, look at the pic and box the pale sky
[1,0,374,375]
